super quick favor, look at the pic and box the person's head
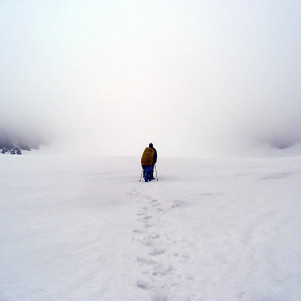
[149,143,153,148]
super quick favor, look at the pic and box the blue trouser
[144,165,153,182]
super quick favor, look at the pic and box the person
[141,143,157,182]
[149,143,157,179]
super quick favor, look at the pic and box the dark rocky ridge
[0,131,45,155]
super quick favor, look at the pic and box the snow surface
[1,154,301,301]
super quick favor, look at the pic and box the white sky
[1,0,301,157]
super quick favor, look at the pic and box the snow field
[0,155,301,300]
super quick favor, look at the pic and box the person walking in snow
[149,143,157,179]
[141,143,157,182]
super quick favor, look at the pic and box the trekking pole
[155,164,158,181]
[139,169,143,182]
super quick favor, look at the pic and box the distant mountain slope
[0,130,45,154]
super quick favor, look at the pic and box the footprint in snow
[148,248,165,256]
[137,256,157,265]
[142,215,152,220]
[136,279,150,290]
[143,223,154,228]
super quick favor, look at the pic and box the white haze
[1,0,301,157]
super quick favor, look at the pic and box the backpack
[141,147,155,166]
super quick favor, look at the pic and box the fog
[1,1,301,157]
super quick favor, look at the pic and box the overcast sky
[1,0,301,157]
